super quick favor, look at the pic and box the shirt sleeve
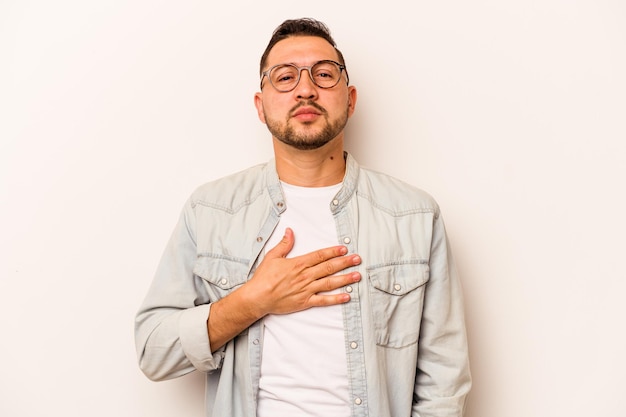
[134,198,226,381]
[413,212,472,416]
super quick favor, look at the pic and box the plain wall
[1,1,625,416]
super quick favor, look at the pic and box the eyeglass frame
[259,60,349,92]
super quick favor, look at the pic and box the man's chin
[277,137,332,151]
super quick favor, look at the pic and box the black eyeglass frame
[260,60,349,92]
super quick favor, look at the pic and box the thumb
[266,227,295,259]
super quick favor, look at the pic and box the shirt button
[252,339,259,345]
[343,237,351,244]
[346,286,353,293]
[332,199,339,206]
[256,236,263,242]
[350,341,358,349]
[220,278,228,285]
[394,283,401,291]
[277,201,284,208]
[354,397,362,405]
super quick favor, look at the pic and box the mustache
[290,100,327,115]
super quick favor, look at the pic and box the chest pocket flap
[194,255,250,300]
[368,262,429,295]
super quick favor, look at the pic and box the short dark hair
[259,18,346,76]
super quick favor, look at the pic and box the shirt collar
[265,152,360,214]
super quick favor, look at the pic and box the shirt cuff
[178,303,225,372]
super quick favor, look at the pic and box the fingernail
[352,255,361,264]
[352,272,361,282]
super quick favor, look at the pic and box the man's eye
[273,72,297,84]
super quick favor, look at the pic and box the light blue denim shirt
[135,153,471,417]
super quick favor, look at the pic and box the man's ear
[254,92,266,124]
[347,86,357,117]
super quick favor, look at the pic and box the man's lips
[291,107,322,122]
[292,107,321,117]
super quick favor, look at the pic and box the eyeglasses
[260,60,348,92]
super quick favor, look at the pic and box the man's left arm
[413,212,472,417]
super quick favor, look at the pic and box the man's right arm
[135,201,361,380]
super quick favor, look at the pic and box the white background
[1,1,625,416]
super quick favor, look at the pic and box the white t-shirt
[257,182,350,417]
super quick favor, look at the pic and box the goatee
[266,101,349,151]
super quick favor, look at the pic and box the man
[135,17,471,417]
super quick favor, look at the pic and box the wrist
[233,282,269,321]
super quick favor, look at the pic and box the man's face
[254,36,357,151]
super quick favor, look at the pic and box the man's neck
[273,139,346,187]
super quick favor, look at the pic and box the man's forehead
[266,36,339,66]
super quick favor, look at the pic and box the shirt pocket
[367,262,430,348]
[193,255,250,301]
